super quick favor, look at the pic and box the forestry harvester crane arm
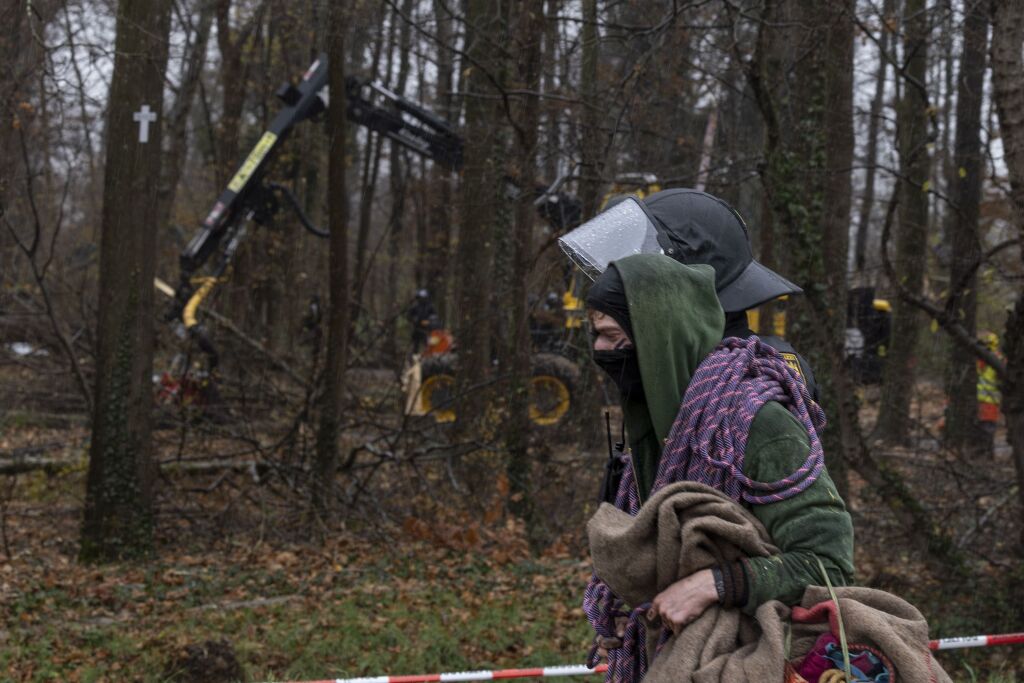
[165,53,581,362]
[166,54,463,341]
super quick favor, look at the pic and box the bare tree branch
[879,187,1007,375]
[3,128,93,415]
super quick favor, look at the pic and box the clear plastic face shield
[557,197,662,280]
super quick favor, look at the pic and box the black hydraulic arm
[167,55,331,324]
[345,78,463,172]
[168,52,464,325]
[181,56,329,276]
[168,53,575,335]
[172,53,465,314]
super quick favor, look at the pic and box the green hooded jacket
[611,254,854,613]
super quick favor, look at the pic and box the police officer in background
[406,289,438,353]
[976,331,1003,450]
[558,188,818,402]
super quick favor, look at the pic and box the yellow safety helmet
[982,331,999,350]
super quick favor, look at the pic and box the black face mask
[593,348,644,401]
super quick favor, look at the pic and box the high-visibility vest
[977,358,1002,423]
[977,359,1001,405]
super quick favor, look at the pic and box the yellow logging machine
[165,54,583,372]
[165,54,461,366]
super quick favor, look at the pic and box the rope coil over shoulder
[584,336,827,683]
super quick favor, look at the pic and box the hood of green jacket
[608,254,724,497]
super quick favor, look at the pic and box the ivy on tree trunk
[81,0,172,563]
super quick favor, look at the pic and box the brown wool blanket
[587,482,952,683]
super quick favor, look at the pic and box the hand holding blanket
[588,481,952,683]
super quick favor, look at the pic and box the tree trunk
[384,0,415,364]
[156,0,214,235]
[215,0,264,330]
[936,0,956,257]
[506,0,545,528]
[541,0,562,183]
[421,0,457,319]
[453,0,507,427]
[819,0,855,498]
[854,0,894,274]
[749,0,959,560]
[312,0,349,518]
[989,0,1024,549]
[352,131,384,318]
[943,1,988,451]
[0,0,57,252]
[351,10,393,327]
[61,5,102,235]
[214,0,259,188]
[569,0,609,449]
[876,0,931,445]
[80,0,172,562]
[578,0,602,217]
[750,0,854,497]
[261,0,306,353]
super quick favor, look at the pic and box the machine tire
[529,353,578,427]
[420,354,458,423]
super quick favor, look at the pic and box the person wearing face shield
[560,188,819,402]
[581,254,853,674]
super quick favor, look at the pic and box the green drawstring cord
[817,557,853,682]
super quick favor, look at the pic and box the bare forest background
[2,0,1024,680]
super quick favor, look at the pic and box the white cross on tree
[133,104,157,143]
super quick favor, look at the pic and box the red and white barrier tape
[287,665,609,683]
[270,633,1024,683]
[929,632,1024,650]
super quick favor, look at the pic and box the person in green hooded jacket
[586,254,854,632]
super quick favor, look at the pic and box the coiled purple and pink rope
[583,336,827,683]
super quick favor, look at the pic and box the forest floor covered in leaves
[2,381,1024,682]
[0,454,595,682]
